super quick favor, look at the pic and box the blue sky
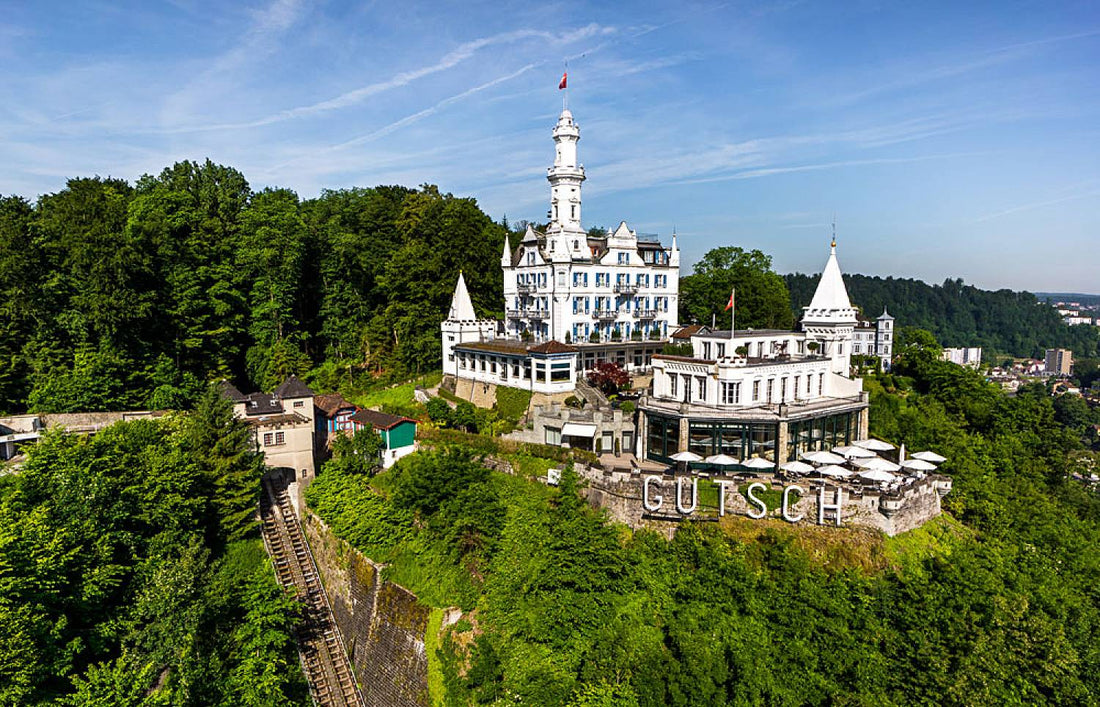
[2,1,1098,293]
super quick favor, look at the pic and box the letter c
[643,475,663,512]
[782,485,804,523]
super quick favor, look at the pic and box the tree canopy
[787,272,1100,359]
[0,165,506,414]
[680,247,794,331]
[0,392,307,705]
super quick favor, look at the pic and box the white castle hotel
[442,105,896,465]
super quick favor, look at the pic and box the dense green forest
[307,330,1100,705]
[0,161,506,415]
[0,388,308,705]
[786,272,1100,359]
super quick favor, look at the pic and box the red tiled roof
[527,340,577,354]
[314,393,356,416]
[671,324,703,339]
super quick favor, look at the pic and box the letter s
[746,482,767,519]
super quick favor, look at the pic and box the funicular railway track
[260,477,364,707]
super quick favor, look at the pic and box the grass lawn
[348,372,442,410]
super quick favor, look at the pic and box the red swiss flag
[725,292,734,311]
[559,72,568,90]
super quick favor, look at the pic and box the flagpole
[730,287,736,346]
[563,61,569,111]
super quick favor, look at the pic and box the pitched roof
[447,272,478,321]
[527,340,577,354]
[218,379,247,402]
[349,408,414,431]
[671,324,705,339]
[243,393,283,416]
[274,375,315,399]
[314,393,356,416]
[806,243,853,311]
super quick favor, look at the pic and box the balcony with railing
[613,282,638,294]
[592,308,619,320]
[516,283,536,294]
[634,308,658,319]
[507,308,549,319]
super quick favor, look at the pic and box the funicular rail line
[260,477,364,707]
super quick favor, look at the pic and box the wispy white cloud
[262,63,540,175]
[972,183,1100,222]
[168,23,614,133]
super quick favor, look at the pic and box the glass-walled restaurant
[645,410,860,467]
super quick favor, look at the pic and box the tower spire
[547,102,585,234]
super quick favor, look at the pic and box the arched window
[574,239,579,249]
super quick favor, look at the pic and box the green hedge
[418,426,600,467]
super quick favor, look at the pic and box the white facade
[800,242,859,375]
[451,341,579,396]
[648,242,866,411]
[441,272,498,378]
[853,309,894,369]
[501,108,680,344]
[942,347,983,368]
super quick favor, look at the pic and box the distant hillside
[786,273,1100,359]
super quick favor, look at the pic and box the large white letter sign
[713,479,734,517]
[676,477,698,515]
[746,482,768,519]
[643,476,663,512]
[818,485,844,527]
[782,485,804,523]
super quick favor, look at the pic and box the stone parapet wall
[579,465,946,537]
[302,511,430,707]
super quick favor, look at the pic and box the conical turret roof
[807,243,853,312]
[448,272,477,321]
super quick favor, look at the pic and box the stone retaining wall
[581,466,947,537]
[302,511,430,707]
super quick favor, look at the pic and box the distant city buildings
[942,347,983,369]
[1045,348,1074,377]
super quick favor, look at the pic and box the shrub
[586,362,630,395]
[661,342,694,356]
[564,395,586,409]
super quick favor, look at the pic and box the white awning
[561,422,597,438]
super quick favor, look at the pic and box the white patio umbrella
[854,457,902,472]
[741,456,775,470]
[816,465,853,478]
[833,445,876,459]
[670,451,703,463]
[801,450,846,465]
[911,450,947,463]
[704,453,740,466]
[900,458,938,472]
[855,438,896,452]
[781,460,816,474]
[858,469,897,483]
